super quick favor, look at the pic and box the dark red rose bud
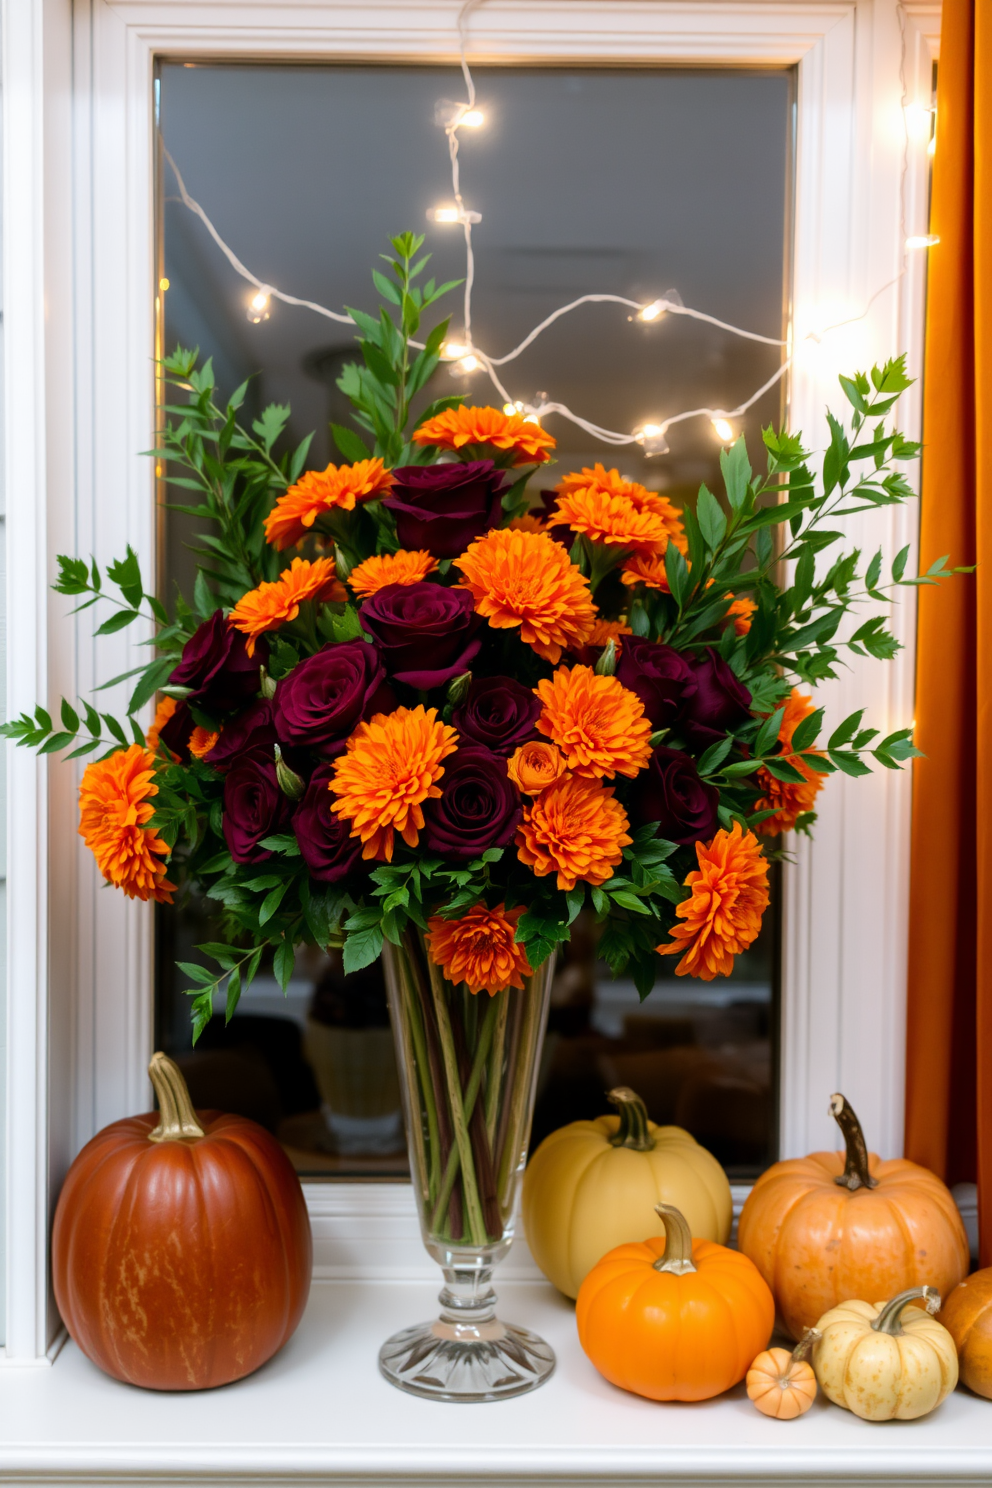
[204,700,278,772]
[292,764,364,884]
[168,609,266,713]
[615,636,697,731]
[681,646,752,748]
[158,700,195,762]
[630,745,720,846]
[451,675,542,756]
[222,750,292,863]
[383,461,508,559]
[423,746,522,860]
[359,582,481,690]
[273,641,387,757]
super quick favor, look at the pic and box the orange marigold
[727,595,757,635]
[189,726,220,760]
[506,740,567,795]
[264,459,394,550]
[516,774,631,891]
[329,705,459,862]
[535,665,652,780]
[555,466,687,553]
[412,406,556,466]
[570,616,632,664]
[753,689,826,835]
[426,903,532,996]
[506,512,547,534]
[78,744,175,904]
[658,822,769,981]
[145,696,177,755]
[620,552,671,591]
[348,549,438,599]
[454,528,596,663]
[229,557,345,656]
[548,487,674,553]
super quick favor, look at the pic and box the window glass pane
[156,61,791,1180]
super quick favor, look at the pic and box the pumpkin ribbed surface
[52,1109,312,1391]
[939,1268,992,1399]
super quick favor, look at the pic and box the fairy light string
[160,0,934,454]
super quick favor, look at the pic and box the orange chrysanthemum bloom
[554,467,687,552]
[516,774,631,891]
[412,406,556,466]
[658,822,769,980]
[506,740,567,795]
[506,512,547,534]
[727,595,757,635]
[348,549,438,599]
[229,557,345,656]
[753,689,826,835]
[620,551,671,591]
[549,487,674,553]
[535,665,653,780]
[570,617,632,664]
[145,696,177,755]
[188,726,220,760]
[78,744,175,904]
[426,903,533,996]
[264,459,394,550]
[454,528,596,663]
[329,705,459,862]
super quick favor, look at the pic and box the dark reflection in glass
[155,59,790,1180]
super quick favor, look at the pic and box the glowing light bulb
[904,102,934,143]
[429,204,461,224]
[638,300,666,323]
[460,109,485,128]
[523,411,541,426]
[247,289,271,323]
[711,416,735,443]
[159,276,170,292]
[449,354,480,376]
[906,234,940,250]
[635,422,669,456]
[442,340,470,361]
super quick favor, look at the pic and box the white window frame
[3,0,940,1362]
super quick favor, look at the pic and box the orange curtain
[906,0,992,1264]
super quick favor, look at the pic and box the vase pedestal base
[378,1316,555,1403]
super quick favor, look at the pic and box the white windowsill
[2,1277,991,1486]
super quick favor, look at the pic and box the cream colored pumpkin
[813,1286,958,1421]
[522,1086,732,1299]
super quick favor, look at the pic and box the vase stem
[430,993,500,1233]
[425,954,488,1247]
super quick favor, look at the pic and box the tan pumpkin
[813,1286,958,1421]
[939,1268,992,1399]
[746,1331,821,1419]
[522,1086,732,1298]
[737,1092,969,1338]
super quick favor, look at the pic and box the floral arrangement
[3,233,952,1038]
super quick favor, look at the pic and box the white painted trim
[1,0,940,1360]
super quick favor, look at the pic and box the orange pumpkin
[737,1093,969,1340]
[576,1202,774,1401]
[939,1268,992,1399]
[53,1052,312,1391]
[746,1331,820,1419]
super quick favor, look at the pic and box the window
[155,60,792,1179]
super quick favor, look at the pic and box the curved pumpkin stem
[828,1092,878,1191]
[652,1203,696,1275]
[791,1328,821,1366]
[147,1052,206,1143]
[872,1286,941,1336]
[608,1087,655,1151]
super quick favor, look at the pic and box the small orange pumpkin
[737,1093,969,1339]
[746,1331,820,1419]
[576,1202,774,1402]
[939,1268,992,1399]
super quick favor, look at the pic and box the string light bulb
[247,288,270,323]
[711,415,735,443]
[634,423,670,456]
[638,300,666,322]
[427,204,481,225]
[906,234,940,251]
[441,340,471,360]
[450,353,480,376]
[159,276,170,292]
[904,102,935,143]
[460,109,485,128]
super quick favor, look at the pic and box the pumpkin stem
[792,1328,821,1366]
[871,1286,941,1336]
[828,1092,878,1191]
[607,1087,655,1151]
[651,1202,697,1275]
[147,1052,205,1143]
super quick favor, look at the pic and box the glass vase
[378,930,556,1402]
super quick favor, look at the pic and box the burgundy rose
[222,751,292,863]
[615,637,697,731]
[168,609,266,713]
[293,764,363,884]
[159,700,195,762]
[359,582,481,690]
[423,746,522,860]
[383,461,508,559]
[681,646,752,748]
[273,641,389,757]
[452,676,542,756]
[630,745,720,846]
[204,699,278,772]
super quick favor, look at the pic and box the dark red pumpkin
[53,1052,312,1390]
